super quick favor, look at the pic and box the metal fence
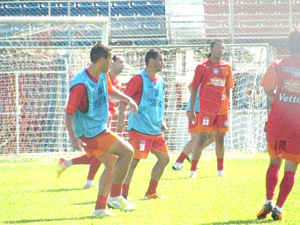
[0,0,299,56]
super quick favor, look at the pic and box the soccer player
[64,43,138,218]
[58,55,125,189]
[117,49,170,200]
[188,39,234,179]
[256,27,300,221]
[172,84,215,171]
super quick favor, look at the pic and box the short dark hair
[207,39,224,58]
[288,26,300,54]
[210,39,224,49]
[112,54,121,62]
[90,43,111,63]
[145,49,160,66]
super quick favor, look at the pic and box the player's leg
[272,159,298,220]
[57,154,92,178]
[84,156,103,189]
[145,148,170,199]
[214,131,226,177]
[105,135,136,211]
[257,136,282,219]
[122,158,140,200]
[93,153,117,217]
[172,133,198,170]
[190,132,210,179]
[214,113,229,177]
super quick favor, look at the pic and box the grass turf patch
[1,153,299,225]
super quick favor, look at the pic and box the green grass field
[1,153,299,225]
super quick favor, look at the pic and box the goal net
[0,17,272,155]
[113,44,272,153]
[0,17,108,155]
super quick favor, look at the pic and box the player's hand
[188,112,197,124]
[71,137,87,151]
[162,121,168,133]
[116,119,125,132]
[128,98,138,113]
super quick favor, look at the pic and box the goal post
[0,17,108,155]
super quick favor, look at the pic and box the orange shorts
[128,131,169,159]
[267,134,300,163]
[197,112,229,133]
[80,130,118,159]
[187,112,201,134]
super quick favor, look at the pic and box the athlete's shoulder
[219,60,231,67]
[198,59,210,67]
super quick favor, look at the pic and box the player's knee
[158,153,170,166]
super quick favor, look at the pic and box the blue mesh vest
[69,69,109,138]
[128,70,165,135]
[185,86,200,113]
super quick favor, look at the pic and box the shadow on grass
[41,188,82,192]
[74,201,94,205]
[162,175,215,181]
[4,216,101,224]
[199,219,275,224]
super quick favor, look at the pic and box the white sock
[85,180,94,185]
[108,196,121,201]
[264,199,273,205]
[274,205,283,213]
[174,162,182,166]
[65,159,73,166]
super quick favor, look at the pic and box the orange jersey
[108,72,122,115]
[261,57,300,141]
[191,59,234,115]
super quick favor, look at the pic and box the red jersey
[191,59,234,115]
[261,57,300,141]
[66,69,114,114]
[108,72,122,115]
[124,74,159,105]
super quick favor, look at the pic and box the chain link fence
[0,0,299,55]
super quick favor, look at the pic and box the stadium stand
[0,0,299,49]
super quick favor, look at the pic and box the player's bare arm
[161,119,168,133]
[188,88,197,124]
[109,87,138,113]
[65,112,86,151]
[117,102,126,131]
[263,87,275,101]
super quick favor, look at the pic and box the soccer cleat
[144,193,167,200]
[92,209,115,218]
[57,158,68,178]
[122,195,132,201]
[257,202,273,219]
[217,170,227,177]
[83,181,97,189]
[189,171,197,179]
[271,207,283,221]
[172,163,183,171]
[107,196,136,211]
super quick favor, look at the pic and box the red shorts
[80,130,118,159]
[267,134,300,163]
[128,131,169,159]
[187,112,201,134]
[197,112,229,133]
